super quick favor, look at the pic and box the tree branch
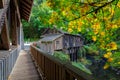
[69,0,115,21]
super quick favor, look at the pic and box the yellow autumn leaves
[103,42,118,69]
[68,20,83,33]
[90,22,118,70]
[106,23,119,30]
[103,52,113,69]
[46,0,55,8]
[92,36,96,41]
[117,1,120,8]
[49,12,59,24]
[107,42,117,51]
[104,52,112,59]
[91,23,105,42]
[92,23,100,35]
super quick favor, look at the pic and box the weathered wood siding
[62,34,83,61]
[40,36,63,54]
[54,36,63,50]
[40,42,54,54]
[63,34,83,49]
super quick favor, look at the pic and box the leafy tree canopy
[40,0,120,47]
[38,0,120,68]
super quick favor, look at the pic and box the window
[56,41,60,49]
[56,41,59,44]
[48,44,51,53]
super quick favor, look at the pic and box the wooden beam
[20,0,33,7]
[0,36,2,49]
[18,0,34,21]
[21,14,29,20]
[20,6,31,14]
[19,0,33,21]
[20,0,31,10]
[0,17,10,50]
[21,15,29,20]
[19,7,30,20]
[16,14,20,28]
[22,12,29,17]
[20,8,30,16]
[14,0,21,26]
[21,13,29,19]
[10,0,18,45]
[0,0,3,8]
[26,0,33,5]
[11,11,18,45]
[28,0,34,21]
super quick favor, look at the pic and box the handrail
[30,45,95,80]
[0,45,19,80]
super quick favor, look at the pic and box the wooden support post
[0,0,10,50]
[10,0,18,45]
[14,0,21,26]
[10,11,18,45]
[0,17,10,50]
[14,0,24,49]
[0,0,3,8]
[0,0,3,34]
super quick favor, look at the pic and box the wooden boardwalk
[9,50,41,80]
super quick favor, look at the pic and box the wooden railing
[0,46,20,80]
[30,45,95,80]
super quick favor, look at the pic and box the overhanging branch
[69,0,115,21]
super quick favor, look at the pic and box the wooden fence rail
[30,45,95,80]
[0,46,20,80]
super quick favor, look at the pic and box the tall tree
[22,0,52,41]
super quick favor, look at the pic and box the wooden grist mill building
[0,0,33,80]
[40,28,84,61]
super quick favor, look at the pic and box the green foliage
[53,51,70,61]
[84,45,99,55]
[80,58,92,66]
[53,51,92,74]
[72,62,92,74]
[116,41,120,52]
[77,47,86,59]
[77,45,99,60]
[22,0,52,41]
[22,20,41,41]
[110,52,120,68]
[31,0,52,28]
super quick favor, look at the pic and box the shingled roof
[42,27,84,40]
[41,34,63,42]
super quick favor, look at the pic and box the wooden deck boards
[9,50,41,80]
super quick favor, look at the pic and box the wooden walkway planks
[9,50,41,80]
